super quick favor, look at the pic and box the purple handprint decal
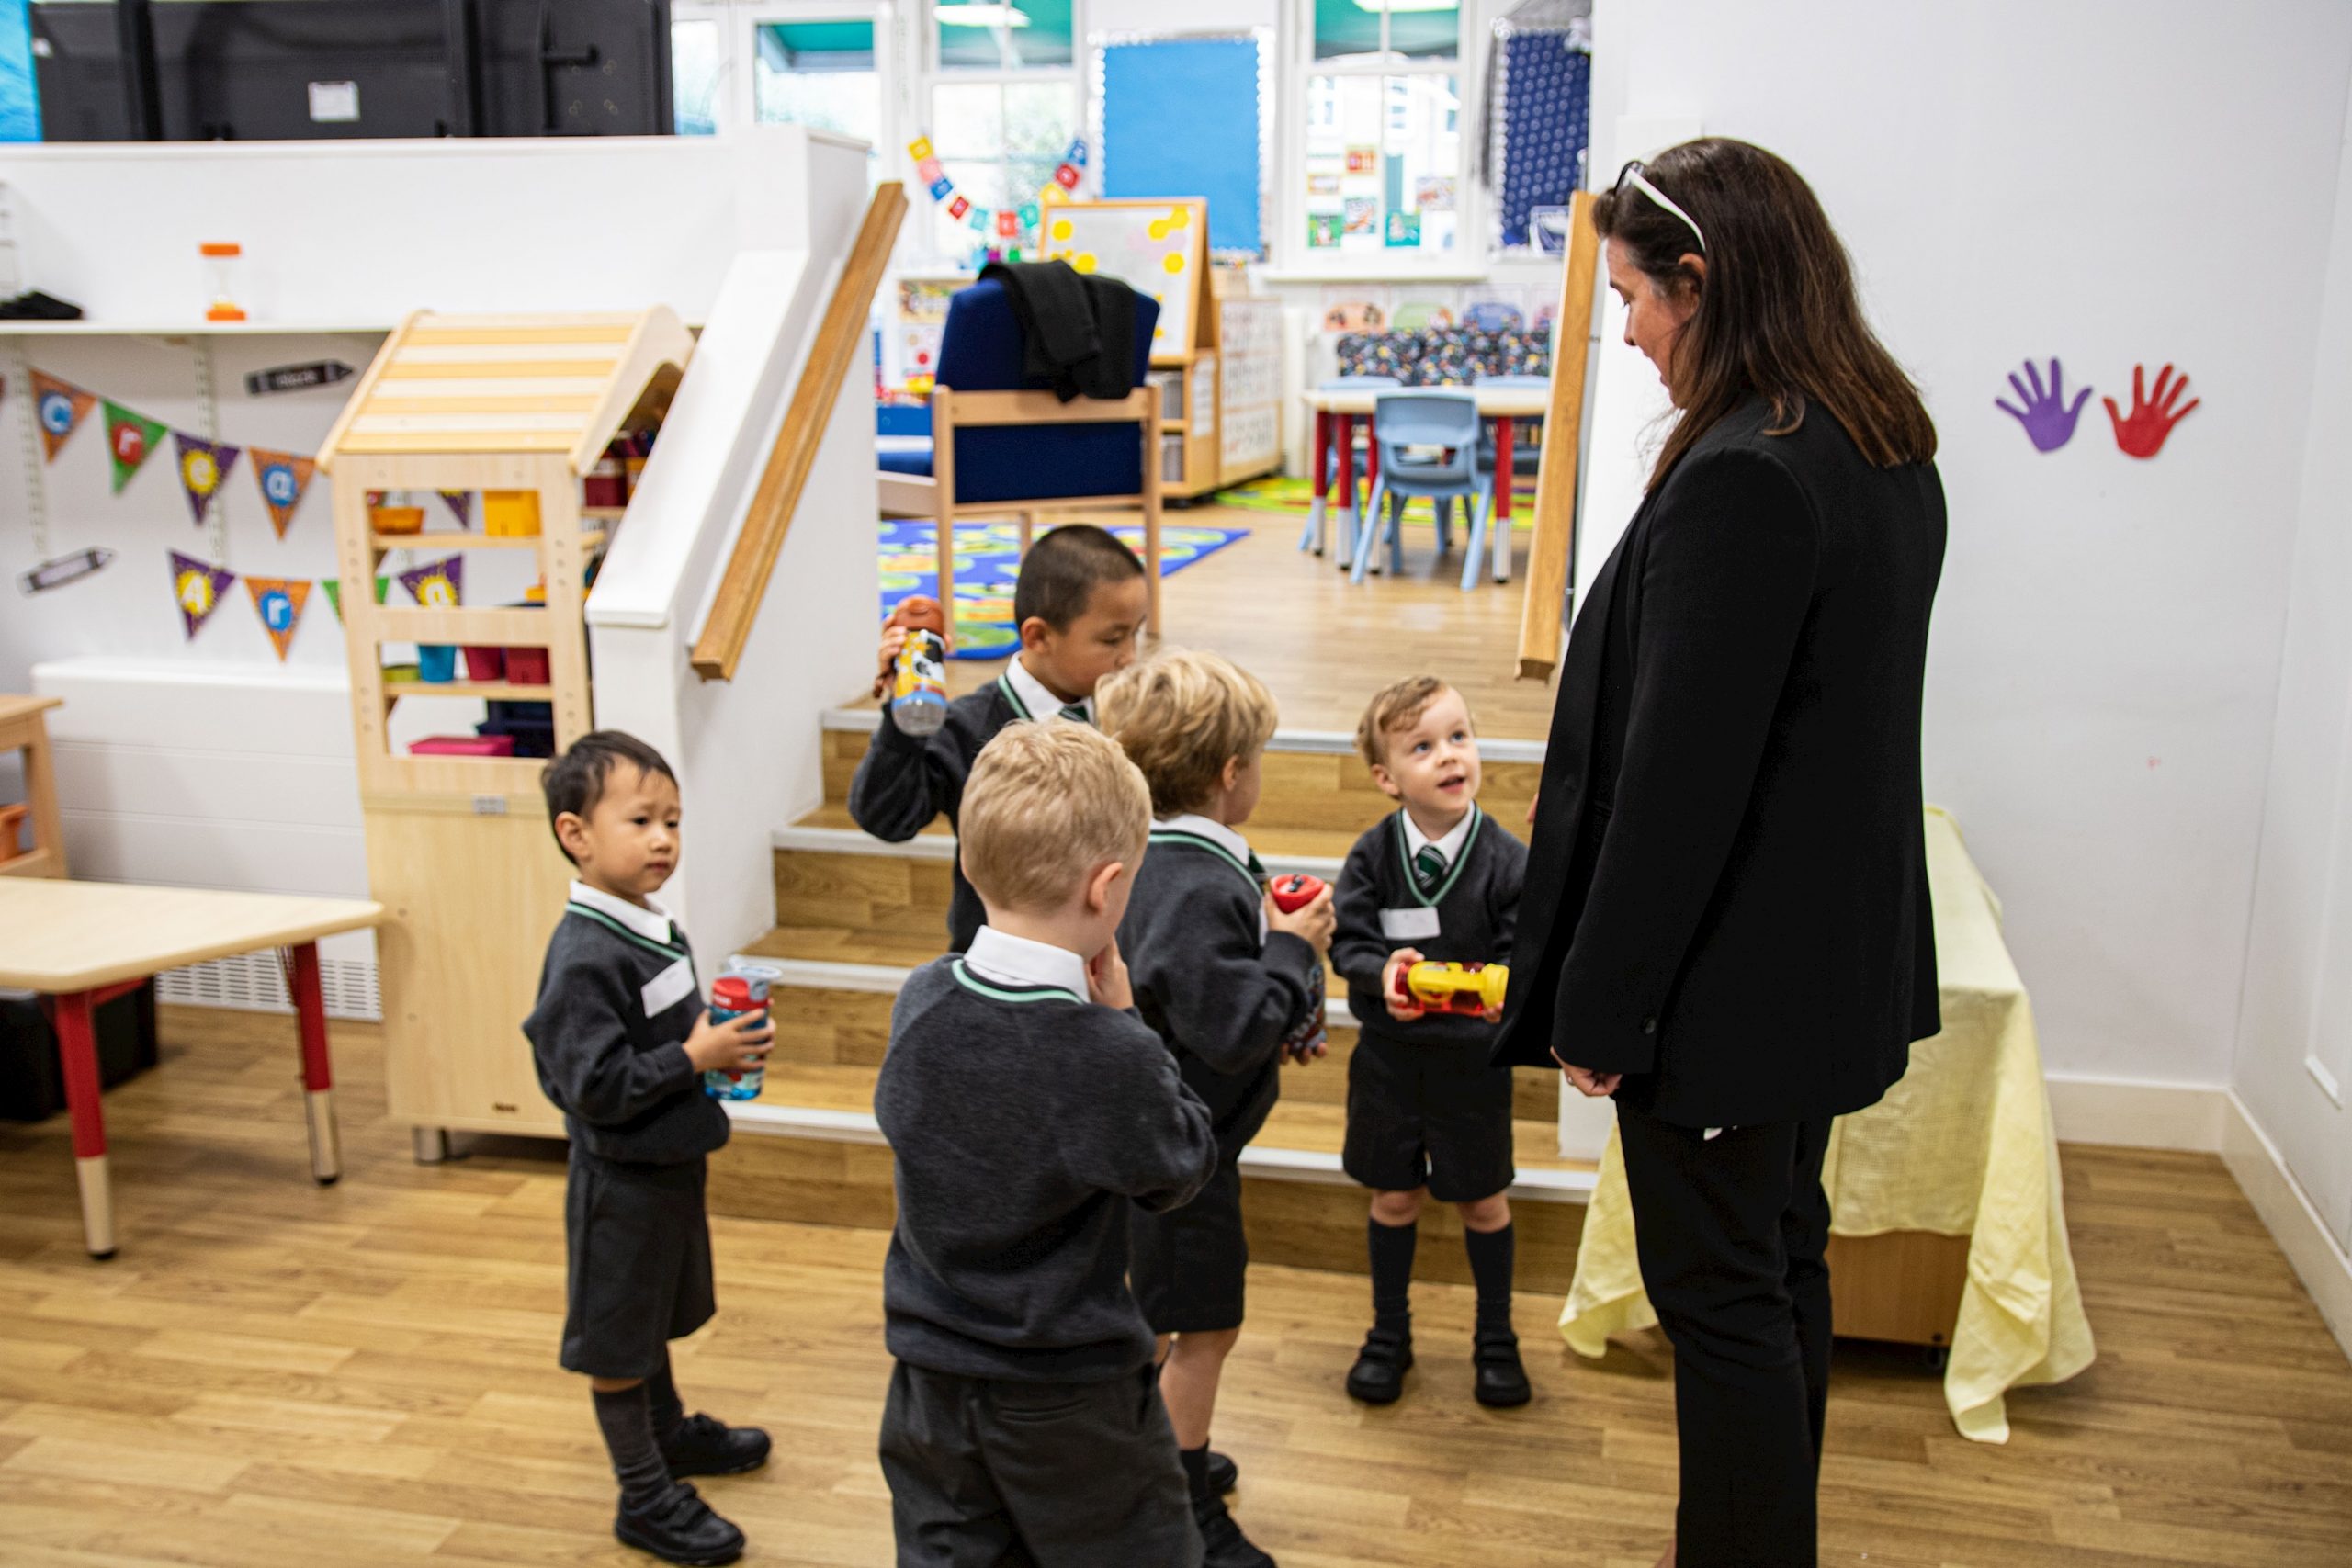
[1996,358,2093,453]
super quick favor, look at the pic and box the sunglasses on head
[1612,160,1707,254]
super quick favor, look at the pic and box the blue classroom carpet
[879,520,1249,660]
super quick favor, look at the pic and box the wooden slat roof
[317,310,693,473]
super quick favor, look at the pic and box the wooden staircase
[706,709,1594,1293]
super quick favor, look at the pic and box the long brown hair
[1593,138,1936,486]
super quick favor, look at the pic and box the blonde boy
[874,721,1217,1567]
[1101,650,1334,1568]
[1330,678,1531,1408]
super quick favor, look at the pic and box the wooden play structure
[318,308,694,1152]
[0,694,67,879]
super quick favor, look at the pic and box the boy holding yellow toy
[1331,677,1532,1410]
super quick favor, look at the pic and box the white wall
[2233,81,2352,1259]
[589,134,878,974]
[1577,0,2352,1092]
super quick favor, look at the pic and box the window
[935,0,1075,71]
[929,2,1084,259]
[755,20,882,147]
[672,17,723,136]
[1298,1,1464,261]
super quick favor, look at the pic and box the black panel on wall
[29,0,673,141]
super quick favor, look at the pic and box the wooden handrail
[691,182,909,682]
[1516,189,1601,682]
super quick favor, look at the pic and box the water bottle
[701,973,771,1101]
[887,595,950,738]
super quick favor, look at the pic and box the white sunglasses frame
[1615,161,1708,255]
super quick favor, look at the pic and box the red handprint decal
[2104,363,2199,459]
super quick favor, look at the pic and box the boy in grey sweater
[1101,650,1334,1568]
[876,720,1218,1567]
[524,732,777,1567]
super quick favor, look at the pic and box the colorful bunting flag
[30,371,96,462]
[439,491,473,528]
[174,434,242,525]
[1062,138,1088,168]
[244,577,311,661]
[318,575,390,622]
[167,550,236,639]
[250,449,318,538]
[104,401,169,493]
[397,555,463,609]
[947,194,971,220]
[996,209,1022,239]
[1053,162,1081,191]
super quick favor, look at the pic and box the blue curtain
[1102,38,1261,255]
[0,0,39,141]
[1498,33,1589,248]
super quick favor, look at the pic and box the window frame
[1277,0,1487,278]
[920,1,1090,264]
[671,0,902,149]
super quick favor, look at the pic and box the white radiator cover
[30,656,385,1019]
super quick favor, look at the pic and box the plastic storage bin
[462,646,505,682]
[409,735,516,758]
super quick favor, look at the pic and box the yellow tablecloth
[1558,807,2096,1442]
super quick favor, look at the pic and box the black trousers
[878,1361,1203,1568]
[1616,1106,1835,1568]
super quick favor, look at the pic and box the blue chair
[1298,375,1401,563]
[876,277,1165,626]
[1351,391,1496,591]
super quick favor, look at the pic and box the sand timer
[200,243,246,322]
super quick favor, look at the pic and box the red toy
[1267,873,1326,913]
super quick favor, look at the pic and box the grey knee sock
[593,1383,674,1511]
[645,1355,685,1446]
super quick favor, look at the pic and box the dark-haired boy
[524,730,776,1567]
[850,523,1149,953]
[1330,679,1532,1410]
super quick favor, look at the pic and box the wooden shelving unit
[318,309,693,1146]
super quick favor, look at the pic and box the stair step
[706,1055,1593,1295]
[819,707,1544,835]
[738,955,1558,1121]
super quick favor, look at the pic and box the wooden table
[0,694,67,879]
[1298,384,1553,570]
[0,879,384,1258]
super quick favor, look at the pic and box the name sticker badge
[641,957,696,1018]
[1380,907,1442,942]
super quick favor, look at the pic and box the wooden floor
[3,1007,2349,1566]
[930,502,1563,740]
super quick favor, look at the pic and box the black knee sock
[1464,1222,1516,1335]
[593,1382,674,1510]
[1179,1442,1213,1503]
[1368,1216,1417,1335]
[645,1354,684,1446]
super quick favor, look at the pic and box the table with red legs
[1299,383,1551,577]
[0,879,383,1258]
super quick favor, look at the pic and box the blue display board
[1101,38,1261,255]
[0,0,39,142]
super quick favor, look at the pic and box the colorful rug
[1221,473,1535,528]
[879,520,1249,660]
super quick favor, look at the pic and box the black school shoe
[1344,1325,1413,1404]
[1207,1449,1239,1494]
[1473,1326,1532,1408]
[662,1412,773,1477]
[615,1483,745,1566]
[1194,1490,1278,1568]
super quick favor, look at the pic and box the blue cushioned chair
[876,278,1165,627]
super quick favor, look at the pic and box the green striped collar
[998,660,1093,725]
[566,881,689,960]
[1394,806,1482,908]
[1150,814,1263,896]
[950,958,1085,1007]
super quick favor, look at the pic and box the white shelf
[0,319,395,337]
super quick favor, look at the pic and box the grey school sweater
[522,900,729,1166]
[848,681,1028,953]
[1120,827,1323,1154]
[875,956,1217,1382]
[1332,807,1529,1059]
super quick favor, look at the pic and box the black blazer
[1492,395,1946,1128]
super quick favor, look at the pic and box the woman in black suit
[1492,139,1945,1567]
